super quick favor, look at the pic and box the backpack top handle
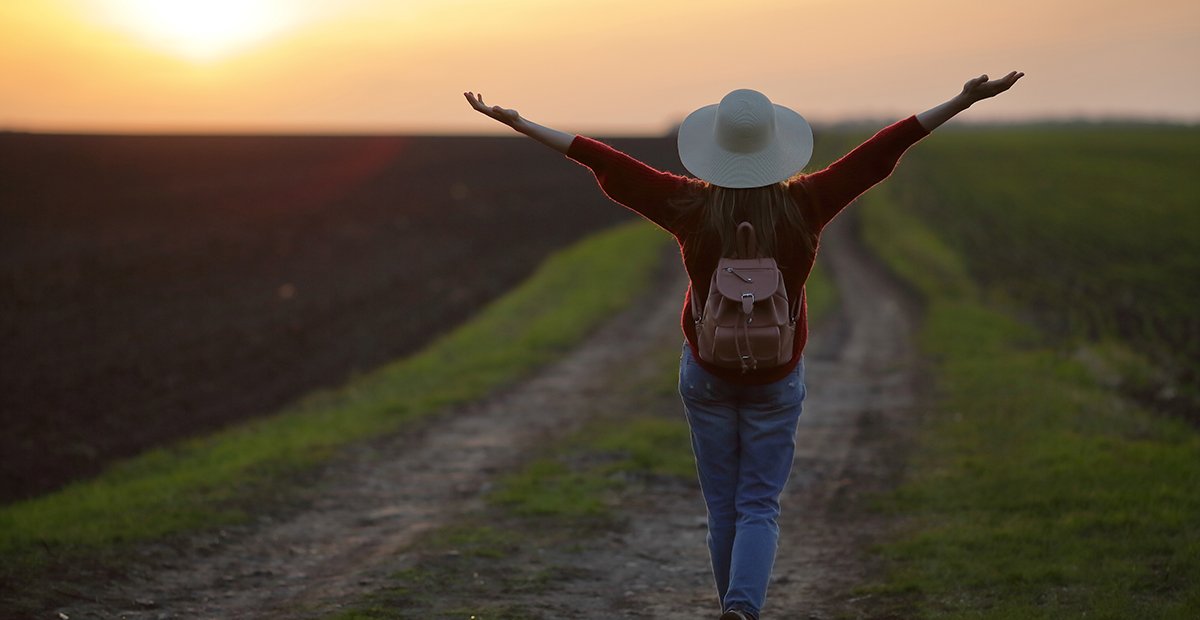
[735,221,759,259]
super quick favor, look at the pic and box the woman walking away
[465,71,1023,619]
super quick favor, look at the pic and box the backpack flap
[712,259,781,309]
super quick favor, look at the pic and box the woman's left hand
[959,71,1024,106]
[464,92,522,127]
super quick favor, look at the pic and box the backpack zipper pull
[725,267,753,283]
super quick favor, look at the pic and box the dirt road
[587,212,923,619]
[51,211,920,619]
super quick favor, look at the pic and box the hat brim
[677,103,813,188]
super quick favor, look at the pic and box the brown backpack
[691,221,797,373]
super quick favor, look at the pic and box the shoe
[720,610,754,620]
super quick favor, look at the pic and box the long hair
[674,179,815,258]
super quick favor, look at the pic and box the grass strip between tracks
[484,261,831,522]
[324,348,696,619]
[322,244,837,619]
[859,188,1200,618]
[0,220,671,568]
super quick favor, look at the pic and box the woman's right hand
[464,92,522,127]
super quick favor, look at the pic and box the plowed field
[0,133,679,502]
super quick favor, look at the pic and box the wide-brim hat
[677,89,813,188]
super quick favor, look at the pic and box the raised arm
[464,92,573,154]
[796,70,1025,228]
[462,91,691,232]
[916,71,1024,131]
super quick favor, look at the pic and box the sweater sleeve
[566,135,692,233]
[792,115,930,230]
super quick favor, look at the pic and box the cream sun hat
[677,89,813,189]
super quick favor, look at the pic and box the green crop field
[884,125,1200,402]
[859,125,1200,618]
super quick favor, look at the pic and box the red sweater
[567,115,930,384]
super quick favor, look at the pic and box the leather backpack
[692,221,797,373]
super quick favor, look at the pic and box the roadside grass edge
[0,220,671,567]
[858,189,1200,618]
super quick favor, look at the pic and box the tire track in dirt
[52,243,687,619]
[53,209,919,619]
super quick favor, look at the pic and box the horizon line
[3,114,1198,138]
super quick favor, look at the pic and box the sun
[85,0,306,62]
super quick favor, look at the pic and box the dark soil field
[0,132,680,503]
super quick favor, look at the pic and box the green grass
[882,126,1200,389]
[489,416,696,520]
[0,220,671,568]
[804,258,836,327]
[859,171,1200,618]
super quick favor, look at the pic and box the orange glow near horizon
[2,0,1198,134]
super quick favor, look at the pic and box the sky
[1,0,1198,134]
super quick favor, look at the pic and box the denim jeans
[678,343,806,618]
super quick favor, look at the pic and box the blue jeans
[678,344,806,618]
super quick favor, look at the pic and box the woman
[465,71,1022,620]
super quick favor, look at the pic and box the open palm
[960,71,1024,104]
[464,92,521,127]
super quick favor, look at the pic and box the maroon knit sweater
[567,115,930,384]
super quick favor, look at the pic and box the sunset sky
[2,0,1197,134]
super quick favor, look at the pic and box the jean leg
[679,346,740,603]
[724,360,806,616]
